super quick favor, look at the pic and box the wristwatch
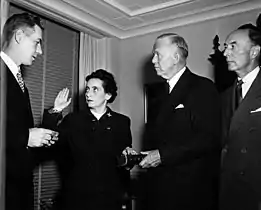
[48,107,62,114]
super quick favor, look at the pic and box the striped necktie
[235,79,243,110]
[16,70,25,92]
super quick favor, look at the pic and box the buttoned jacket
[220,69,261,210]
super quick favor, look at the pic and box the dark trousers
[6,179,34,210]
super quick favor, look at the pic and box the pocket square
[250,107,261,113]
[175,104,184,109]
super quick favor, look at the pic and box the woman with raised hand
[44,69,133,210]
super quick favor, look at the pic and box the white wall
[104,37,121,111]
[115,10,261,151]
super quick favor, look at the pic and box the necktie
[17,70,25,92]
[235,79,243,109]
[167,81,171,93]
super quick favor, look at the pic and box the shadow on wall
[131,54,164,210]
[141,54,163,85]
[139,55,166,150]
[208,35,236,93]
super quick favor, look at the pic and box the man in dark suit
[219,24,261,210]
[140,33,221,210]
[1,13,63,210]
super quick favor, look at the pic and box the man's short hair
[238,23,261,47]
[2,12,44,48]
[238,23,261,64]
[156,33,189,59]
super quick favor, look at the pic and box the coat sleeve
[41,109,63,130]
[122,116,132,149]
[39,109,72,165]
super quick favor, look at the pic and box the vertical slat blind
[8,4,79,210]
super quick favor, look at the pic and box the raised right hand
[53,88,71,111]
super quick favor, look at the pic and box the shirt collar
[167,66,186,93]
[88,106,113,120]
[0,51,20,80]
[240,66,260,84]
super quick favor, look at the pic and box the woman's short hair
[85,69,118,103]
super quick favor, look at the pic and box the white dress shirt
[0,51,20,82]
[167,66,186,93]
[240,66,260,98]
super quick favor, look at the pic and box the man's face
[152,37,178,80]
[223,30,253,74]
[19,25,43,66]
[85,78,111,110]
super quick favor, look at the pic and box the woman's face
[85,78,111,111]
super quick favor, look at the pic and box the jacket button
[241,148,247,153]
[222,148,228,154]
[249,127,256,132]
[240,171,245,175]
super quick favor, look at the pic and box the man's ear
[171,52,179,64]
[14,29,24,44]
[251,45,260,59]
[170,44,180,64]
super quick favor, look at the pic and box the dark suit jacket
[146,68,221,210]
[219,69,261,210]
[43,107,132,210]
[4,63,35,210]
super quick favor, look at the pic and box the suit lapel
[230,69,261,131]
[6,65,27,98]
[5,63,34,125]
[156,68,192,126]
[222,80,237,127]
